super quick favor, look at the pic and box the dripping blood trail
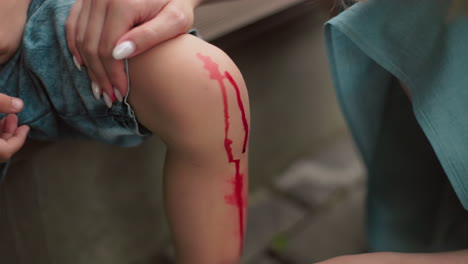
[197,53,249,250]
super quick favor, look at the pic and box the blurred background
[0,0,367,263]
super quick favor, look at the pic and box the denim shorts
[0,0,151,147]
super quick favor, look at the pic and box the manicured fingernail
[91,82,101,100]
[114,88,123,102]
[11,98,23,111]
[73,56,82,71]
[112,41,135,60]
[103,92,112,108]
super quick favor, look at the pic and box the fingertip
[101,87,116,103]
[7,127,29,150]
[20,126,30,137]
[20,124,30,133]
[110,67,128,103]
[73,56,82,71]
[114,87,123,102]
[66,35,79,63]
[11,98,23,112]
[68,40,84,71]
[102,92,113,108]
[12,125,30,141]
[91,81,101,100]
[113,40,136,60]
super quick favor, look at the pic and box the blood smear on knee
[197,53,249,253]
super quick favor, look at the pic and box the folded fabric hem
[324,20,468,210]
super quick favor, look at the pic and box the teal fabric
[325,0,468,252]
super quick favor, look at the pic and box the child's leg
[128,34,249,264]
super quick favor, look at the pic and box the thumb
[112,7,193,60]
[0,94,24,113]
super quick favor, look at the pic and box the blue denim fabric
[0,0,151,147]
[325,0,468,252]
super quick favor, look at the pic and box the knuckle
[83,44,97,57]
[98,46,111,59]
[139,26,157,38]
[167,6,188,25]
[178,15,193,32]
[76,37,84,50]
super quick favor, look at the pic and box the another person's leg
[128,34,250,264]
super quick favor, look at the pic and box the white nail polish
[112,41,136,60]
[103,92,112,108]
[91,82,101,100]
[73,56,82,71]
[114,88,123,102]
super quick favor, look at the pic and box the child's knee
[128,34,250,155]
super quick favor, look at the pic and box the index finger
[102,0,168,59]
[65,0,84,67]
[98,4,145,98]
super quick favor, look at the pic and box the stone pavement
[161,134,367,264]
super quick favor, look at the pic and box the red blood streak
[225,72,249,153]
[197,53,248,252]
[224,161,245,208]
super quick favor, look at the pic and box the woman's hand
[0,94,30,163]
[66,0,201,107]
[0,0,31,64]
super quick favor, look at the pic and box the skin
[128,33,250,263]
[0,93,30,163]
[1,0,249,262]
[0,0,31,157]
[65,0,233,103]
[0,0,32,64]
[317,250,468,264]
[1,0,465,262]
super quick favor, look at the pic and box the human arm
[317,250,468,264]
[66,0,237,107]
[0,0,32,64]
